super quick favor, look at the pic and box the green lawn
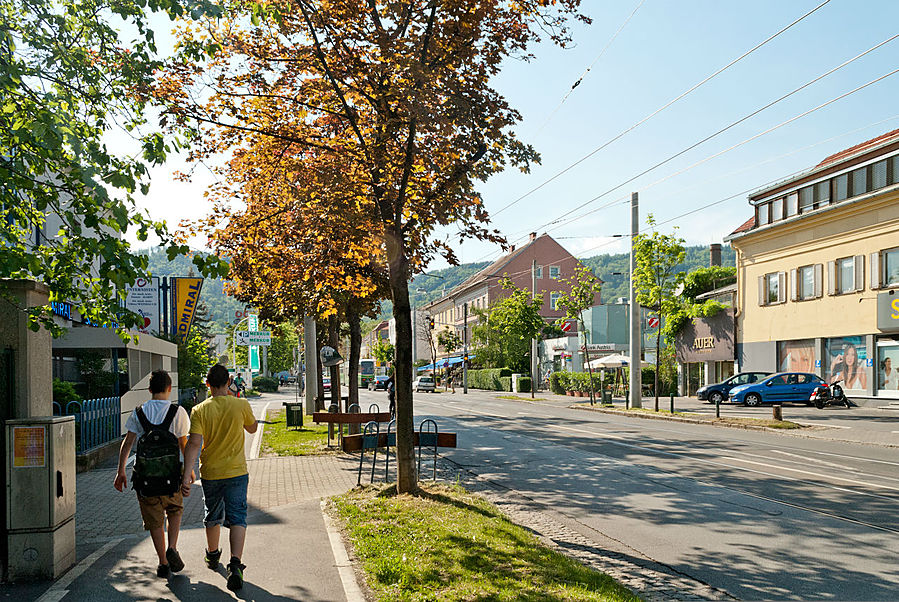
[260,409,338,456]
[592,406,803,429]
[333,484,641,602]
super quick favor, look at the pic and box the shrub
[53,378,81,405]
[517,376,531,393]
[499,376,512,392]
[549,372,565,395]
[253,376,279,392]
[467,368,512,391]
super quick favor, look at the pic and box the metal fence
[53,397,121,453]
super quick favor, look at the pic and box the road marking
[720,456,899,493]
[321,501,365,602]
[250,401,272,460]
[768,449,860,470]
[792,421,852,429]
[36,537,123,602]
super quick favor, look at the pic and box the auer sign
[674,309,735,363]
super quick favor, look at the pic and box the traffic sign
[560,320,573,333]
[647,317,660,329]
[235,330,272,346]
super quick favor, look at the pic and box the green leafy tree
[267,322,300,374]
[633,215,686,410]
[371,337,395,367]
[437,329,461,354]
[0,0,228,337]
[554,265,602,404]
[472,279,545,374]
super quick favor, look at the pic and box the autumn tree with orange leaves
[158,0,588,493]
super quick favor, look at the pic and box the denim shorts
[201,473,249,528]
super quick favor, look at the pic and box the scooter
[809,378,851,409]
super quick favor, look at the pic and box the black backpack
[132,404,182,497]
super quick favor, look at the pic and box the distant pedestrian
[182,364,258,592]
[114,370,191,578]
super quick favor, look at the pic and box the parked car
[696,372,771,404]
[413,376,435,393]
[729,372,826,406]
[369,375,389,391]
[322,377,331,393]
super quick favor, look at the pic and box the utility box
[6,416,76,581]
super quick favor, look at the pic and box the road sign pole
[629,192,642,409]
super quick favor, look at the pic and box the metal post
[304,315,318,415]
[463,302,468,394]
[670,392,674,414]
[716,394,721,418]
[531,259,537,398]
[629,192,642,408]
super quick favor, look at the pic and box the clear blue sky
[126,0,899,269]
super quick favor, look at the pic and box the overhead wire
[490,0,834,218]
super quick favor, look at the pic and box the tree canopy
[472,279,545,374]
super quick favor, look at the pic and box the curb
[321,500,366,602]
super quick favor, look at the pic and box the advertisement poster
[877,343,899,391]
[777,339,817,373]
[125,277,159,334]
[13,426,45,468]
[824,336,868,390]
[173,277,203,342]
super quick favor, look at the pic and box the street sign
[235,330,272,346]
[647,317,660,329]
[560,320,573,333]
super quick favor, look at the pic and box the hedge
[499,376,512,392]
[517,376,531,393]
[467,368,512,391]
[252,376,279,393]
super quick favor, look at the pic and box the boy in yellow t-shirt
[181,364,257,592]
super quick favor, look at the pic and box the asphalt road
[357,387,899,601]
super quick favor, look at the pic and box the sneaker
[205,548,222,570]
[226,557,245,591]
[156,564,170,578]
[166,548,184,573]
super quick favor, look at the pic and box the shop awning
[417,355,472,372]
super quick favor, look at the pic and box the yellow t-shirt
[189,395,256,481]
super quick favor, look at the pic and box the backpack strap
[135,406,154,433]
[159,403,179,431]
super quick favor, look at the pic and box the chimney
[529,232,537,242]
[710,243,722,267]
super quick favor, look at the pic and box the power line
[530,0,646,141]
[490,0,833,218]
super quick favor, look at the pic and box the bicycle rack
[348,403,361,436]
[327,403,339,447]
[357,421,380,486]
[418,419,438,481]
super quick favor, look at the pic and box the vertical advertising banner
[248,313,260,372]
[777,339,817,373]
[824,336,868,390]
[173,277,204,342]
[125,277,160,334]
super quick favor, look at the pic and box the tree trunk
[385,231,417,494]
[348,309,361,408]
[328,315,341,411]
[581,320,596,405]
[316,323,325,411]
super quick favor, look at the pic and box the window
[873,159,888,190]
[757,203,769,226]
[769,375,790,386]
[816,180,831,205]
[834,173,849,202]
[799,265,815,300]
[550,291,561,310]
[771,197,783,222]
[884,247,899,287]
[850,166,868,197]
[549,266,560,280]
[838,257,854,294]
[799,186,814,212]
[786,192,798,217]
[759,272,784,305]
[535,265,543,279]
[891,155,899,185]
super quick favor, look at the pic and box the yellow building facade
[727,131,899,402]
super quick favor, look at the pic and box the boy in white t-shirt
[114,370,192,578]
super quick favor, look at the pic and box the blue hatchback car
[696,372,771,404]
[729,372,826,406]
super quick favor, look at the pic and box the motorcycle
[809,378,851,409]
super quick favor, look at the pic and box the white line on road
[36,537,123,602]
[321,501,365,602]
[792,421,852,429]
[250,401,272,460]
[719,456,899,493]
[768,449,861,470]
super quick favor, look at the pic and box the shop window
[785,192,798,217]
[825,336,868,389]
[816,180,831,205]
[834,173,849,202]
[757,202,769,226]
[799,186,814,213]
[873,159,888,190]
[850,166,868,197]
[877,338,899,394]
[771,197,783,222]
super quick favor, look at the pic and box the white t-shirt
[124,399,190,438]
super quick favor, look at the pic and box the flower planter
[566,391,575,396]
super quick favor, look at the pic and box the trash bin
[284,402,303,429]
[599,388,610,403]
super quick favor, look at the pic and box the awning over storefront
[417,355,472,372]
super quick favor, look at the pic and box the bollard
[773,405,783,421]
[670,393,674,414]
[715,394,720,418]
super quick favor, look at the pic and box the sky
[122,0,899,270]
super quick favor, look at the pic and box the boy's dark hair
[207,364,230,388]
[148,370,172,395]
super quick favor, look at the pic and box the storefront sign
[877,292,899,331]
[125,277,160,334]
[674,309,734,363]
[585,343,621,351]
[173,277,203,342]
[13,427,45,468]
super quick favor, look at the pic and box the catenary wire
[490,0,834,218]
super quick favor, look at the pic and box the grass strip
[589,407,803,429]
[260,409,338,456]
[333,484,640,602]
[496,395,548,401]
